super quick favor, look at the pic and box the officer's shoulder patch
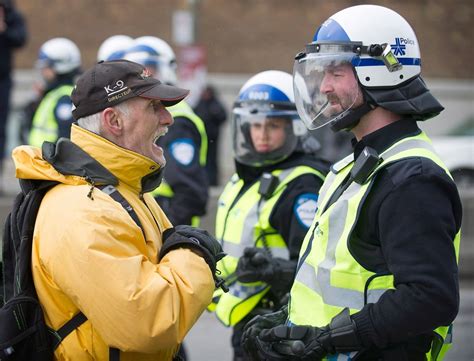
[293,193,319,228]
[54,97,73,123]
[169,138,195,166]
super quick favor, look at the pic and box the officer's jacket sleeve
[34,185,214,353]
[351,163,461,348]
[157,116,209,225]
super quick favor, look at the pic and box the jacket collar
[43,124,164,193]
[353,118,422,158]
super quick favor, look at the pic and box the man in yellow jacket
[13,60,225,361]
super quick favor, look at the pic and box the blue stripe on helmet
[352,57,421,67]
[238,84,290,102]
[127,44,160,56]
[106,50,126,61]
[313,19,350,42]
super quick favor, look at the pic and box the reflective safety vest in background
[214,165,325,326]
[152,101,208,226]
[288,132,460,361]
[29,85,74,147]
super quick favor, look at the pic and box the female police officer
[212,70,329,360]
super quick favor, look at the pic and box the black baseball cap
[71,60,189,120]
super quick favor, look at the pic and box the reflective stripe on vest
[151,102,208,226]
[288,132,460,361]
[29,85,73,147]
[214,166,325,326]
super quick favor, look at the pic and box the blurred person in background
[125,36,209,227]
[211,70,329,361]
[0,0,26,192]
[27,37,81,147]
[194,84,228,186]
[97,34,133,62]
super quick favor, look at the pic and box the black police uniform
[348,119,462,360]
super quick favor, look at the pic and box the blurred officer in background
[242,5,462,361]
[125,36,209,226]
[97,34,133,62]
[28,37,81,147]
[193,84,228,186]
[0,0,26,190]
[212,70,329,361]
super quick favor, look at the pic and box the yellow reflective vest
[214,165,325,326]
[29,84,73,147]
[288,132,460,361]
[152,101,208,226]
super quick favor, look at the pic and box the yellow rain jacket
[12,124,214,361]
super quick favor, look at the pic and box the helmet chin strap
[329,102,374,132]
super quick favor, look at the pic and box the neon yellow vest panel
[29,85,73,147]
[152,101,208,226]
[214,166,325,326]
[288,132,460,361]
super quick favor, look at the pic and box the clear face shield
[293,44,363,130]
[232,103,306,167]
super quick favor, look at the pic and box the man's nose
[160,108,174,126]
[320,74,333,94]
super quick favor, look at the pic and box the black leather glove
[241,306,288,361]
[255,308,363,360]
[236,247,296,290]
[159,225,227,291]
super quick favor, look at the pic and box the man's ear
[102,107,123,137]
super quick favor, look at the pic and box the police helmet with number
[233,70,313,167]
[124,36,178,85]
[36,38,81,75]
[294,4,443,132]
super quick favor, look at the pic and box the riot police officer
[214,70,329,360]
[28,37,81,147]
[242,5,462,361]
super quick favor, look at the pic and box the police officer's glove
[236,247,296,290]
[159,225,228,291]
[255,308,362,361]
[241,306,288,361]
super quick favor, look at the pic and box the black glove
[159,225,227,291]
[256,308,363,360]
[241,306,288,361]
[236,247,296,290]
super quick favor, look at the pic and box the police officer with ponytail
[212,70,329,360]
[242,5,462,361]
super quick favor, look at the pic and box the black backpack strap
[51,311,88,349]
[110,347,120,361]
[97,185,145,237]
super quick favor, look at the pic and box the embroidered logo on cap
[104,80,131,102]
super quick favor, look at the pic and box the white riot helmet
[124,36,178,85]
[233,70,311,167]
[294,5,443,132]
[97,35,133,62]
[36,37,81,75]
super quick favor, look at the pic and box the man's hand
[159,225,227,291]
[241,306,288,361]
[236,247,296,290]
[251,308,363,360]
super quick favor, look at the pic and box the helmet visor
[293,46,362,130]
[232,104,302,167]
